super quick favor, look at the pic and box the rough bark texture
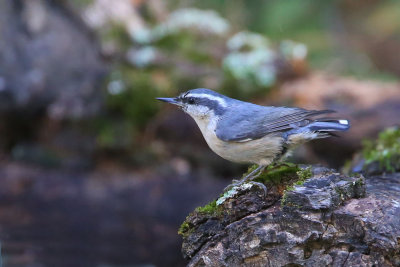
[182,167,400,267]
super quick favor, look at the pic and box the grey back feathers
[215,104,343,142]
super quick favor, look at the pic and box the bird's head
[157,88,229,120]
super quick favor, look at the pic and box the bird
[157,88,350,195]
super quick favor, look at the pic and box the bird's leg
[231,165,264,184]
[239,165,266,184]
[224,165,267,196]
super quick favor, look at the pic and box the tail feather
[307,119,350,132]
[285,118,349,144]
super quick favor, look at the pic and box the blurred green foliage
[107,68,160,127]
[362,127,400,173]
[184,0,400,79]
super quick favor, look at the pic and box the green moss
[284,185,295,192]
[231,164,313,208]
[354,177,365,186]
[335,186,347,201]
[252,163,300,185]
[296,166,312,181]
[178,199,223,237]
[353,177,366,198]
[281,193,288,206]
[194,200,219,215]
[362,127,400,173]
[178,221,190,236]
[281,166,312,207]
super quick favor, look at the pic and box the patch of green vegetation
[178,221,191,236]
[335,186,347,201]
[194,200,219,215]
[252,163,300,185]
[281,193,289,206]
[297,166,312,181]
[102,23,133,50]
[106,66,161,128]
[362,127,400,173]
[284,185,295,193]
[353,177,366,198]
[178,199,223,237]
[235,164,313,208]
[95,63,162,153]
[354,177,365,186]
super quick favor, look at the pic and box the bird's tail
[307,119,350,137]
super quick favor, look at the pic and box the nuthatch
[157,88,350,194]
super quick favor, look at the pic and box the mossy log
[180,166,400,266]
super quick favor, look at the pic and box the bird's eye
[188,97,195,104]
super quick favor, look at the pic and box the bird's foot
[248,181,268,197]
[223,165,268,196]
[223,176,257,192]
[223,182,239,192]
[223,180,267,197]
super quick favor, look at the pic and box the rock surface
[182,167,400,266]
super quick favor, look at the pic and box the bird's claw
[223,182,239,192]
[223,181,267,198]
[248,181,268,197]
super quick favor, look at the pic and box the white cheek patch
[186,93,227,108]
[186,105,210,117]
[339,120,349,125]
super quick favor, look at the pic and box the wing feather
[215,104,334,142]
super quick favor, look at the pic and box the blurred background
[0,0,399,266]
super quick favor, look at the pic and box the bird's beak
[156,97,181,106]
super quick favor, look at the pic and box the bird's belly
[193,116,282,165]
[204,132,283,165]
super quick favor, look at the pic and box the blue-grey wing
[215,103,333,142]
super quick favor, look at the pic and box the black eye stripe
[180,96,197,104]
[177,95,226,115]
